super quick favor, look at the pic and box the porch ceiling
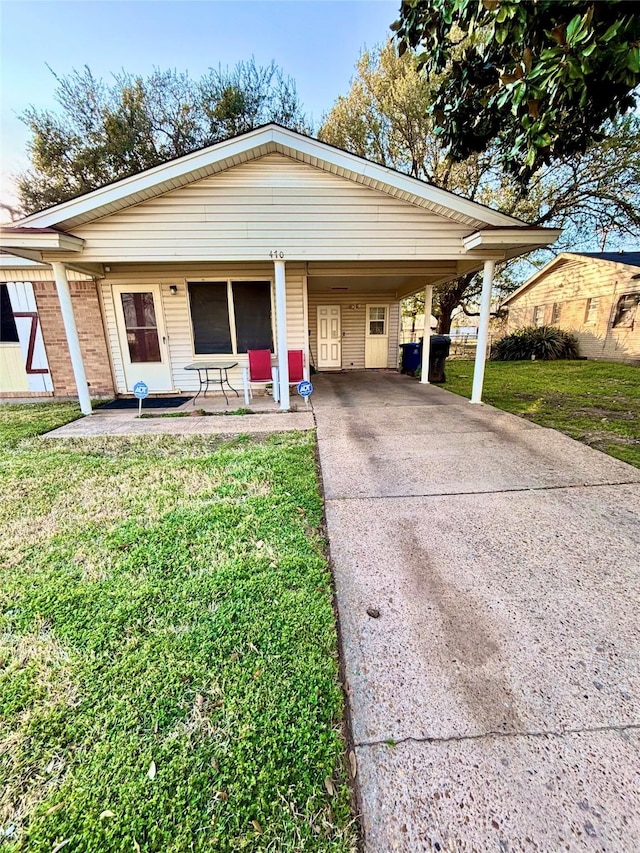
[307,259,465,299]
[308,275,439,297]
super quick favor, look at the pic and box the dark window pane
[121,292,161,363]
[370,321,385,335]
[233,281,273,353]
[188,282,232,354]
[0,284,19,343]
[127,329,161,363]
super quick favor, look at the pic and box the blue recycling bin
[399,342,422,375]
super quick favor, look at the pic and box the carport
[312,370,640,850]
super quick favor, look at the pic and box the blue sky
[0,0,399,204]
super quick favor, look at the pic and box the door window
[369,306,387,335]
[120,292,161,362]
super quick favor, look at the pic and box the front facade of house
[1,126,559,410]
[504,252,640,363]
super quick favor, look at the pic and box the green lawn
[444,360,640,468]
[0,404,356,852]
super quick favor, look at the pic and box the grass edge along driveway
[0,403,357,852]
[443,359,639,469]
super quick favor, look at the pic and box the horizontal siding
[308,290,400,371]
[72,154,472,262]
[506,259,640,361]
[100,262,307,393]
[0,269,92,282]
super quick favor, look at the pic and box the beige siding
[308,290,400,371]
[506,259,640,362]
[0,268,92,282]
[71,154,473,263]
[99,262,307,394]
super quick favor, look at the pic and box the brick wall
[34,281,115,397]
[505,259,640,363]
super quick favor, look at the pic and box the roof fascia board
[463,228,561,252]
[0,231,84,252]
[17,124,529,231]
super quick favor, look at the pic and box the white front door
[365,304,389,368]
[113,285,173,392]
[317,305,342,369]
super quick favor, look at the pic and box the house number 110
[269,250,284,259]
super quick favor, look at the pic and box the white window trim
[366,303,389,337]
[186,277,276,359]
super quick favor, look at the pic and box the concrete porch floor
[312,371,640,852]
[45,390,314,437]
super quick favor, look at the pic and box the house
[503,252,640,363]
[0,124,559,411]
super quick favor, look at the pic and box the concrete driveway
[313,371,640,852]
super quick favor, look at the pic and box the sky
[0,0,399,206]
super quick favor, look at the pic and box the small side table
[184,362,239,404]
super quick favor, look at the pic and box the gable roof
[502,251,640,305]
[14,123,526,232]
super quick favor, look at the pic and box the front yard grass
[444,359,640,468]
[0,404,355,852]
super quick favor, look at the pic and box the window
[584,297,599,324]
[120,291,161,362]
[368,306,387,336]
[188,280,273,355]
[532,305,544,327]
[612,292,639,328]
[0,284,19,343]
[551,302,561,324]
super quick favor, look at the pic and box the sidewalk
[313,371,640,852]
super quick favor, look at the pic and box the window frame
[551,302,561,324]
[532,305,545,327]
[186,277,276,358]
[367,304,388,337]
[584,297,600,325]
[611,292,640,329]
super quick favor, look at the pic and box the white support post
[471,259,495,404]
[420,284,433,384]
[274,259,290,411]
[51,262,92,415]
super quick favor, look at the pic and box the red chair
[287,349,305,383]
[243,349,277,404]
[272,350,307,399]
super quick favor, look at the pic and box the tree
[17,60,310,213]
[392,0,640,183]
[320,42,640,332]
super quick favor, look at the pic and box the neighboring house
[503,252,640,363]
[0,257,114,397]
[0,124,559,411]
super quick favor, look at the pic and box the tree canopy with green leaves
[17,60,310,213]
[392,0,640,182]
[321,41,640,331]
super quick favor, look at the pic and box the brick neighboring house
[502,252,640,364]
[0,257,115,398]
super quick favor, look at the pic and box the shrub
[491,326,580,361]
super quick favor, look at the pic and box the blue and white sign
[297,380,313,398]
[133,381,149,399]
